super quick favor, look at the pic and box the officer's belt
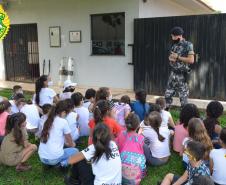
[172,69,186,75]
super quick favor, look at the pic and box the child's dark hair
[13,85,22,92]
[204,101,224,139]
[0,101,11,114]
[35,75,48,105]
[85,88,96,99]
[220,128,226,145]
[145,111,165,142]
[135,89,148,118]
[64,99,75,111]
[71,92,84,107]
[120,95,130,105]
[41,100,69,143]
[42,104,52,115]
[180,103,199,128]
[187,141,206,161]
[5,112,26,145]
[155,97,166,110]
[135,89,147,104]
[192,176,214,185]
[94,100,110,124]
[92,123,112,163]
[125,113,140,131]
[14,93,25,101]
[95,87,110,102]
[149,103,161,113]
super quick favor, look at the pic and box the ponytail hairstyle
[41,100,69,143]
[188,118,213,159]
[35,75,48,105]
[92,123,112,163]
[146,111,165,142]
[125,112,140,131]
[204,101,223,138]
[5,112,26,145]
[94,100,110,124]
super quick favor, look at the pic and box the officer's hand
[169,55,176,62]
[170,52,178,59]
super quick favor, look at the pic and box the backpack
[119,131,146,185]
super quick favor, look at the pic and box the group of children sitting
[0,75,225,185]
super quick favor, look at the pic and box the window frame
[90,12,125,56]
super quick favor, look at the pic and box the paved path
[1,80,226,109]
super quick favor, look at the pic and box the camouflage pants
[165,71,189,107]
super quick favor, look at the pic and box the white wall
[139,0,207,18]
[2,0,139,89]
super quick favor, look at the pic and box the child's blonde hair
[188,118,213,160]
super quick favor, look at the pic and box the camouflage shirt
[169,39,194,73]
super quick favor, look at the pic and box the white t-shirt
[59,92,72,100]
[141,122,171,158]
[74,107,90,136]
[33,88,56,106]
[21,104,40,129]
[36,114,48,138]
[83,101,94,121]
[38,116,71,159]
[83,101,91,109]
[82,141,122,185]
[9,100,19,114]
[66,112,79,141]
[160,110,172,128]
[210,148,226,184]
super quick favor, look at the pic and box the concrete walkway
[0,80,226,109]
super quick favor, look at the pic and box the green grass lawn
[0,88,226,185]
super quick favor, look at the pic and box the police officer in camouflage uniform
[165,27,195,108]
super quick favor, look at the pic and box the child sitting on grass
[204,101,224,149]
[0,113,37,171]
[141,111,172,166]
[10,85,23,100]
[114,95,131,128]
[116,112,146,184]
[173,103,200,153]
[88,100,121,145]
[209,128,226,185]
[155,97,175,129]
[161,141,210,185]
[131,89,150,121]
[182,118,213,168]
[65,123,122,185]
[38,100,78,167]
